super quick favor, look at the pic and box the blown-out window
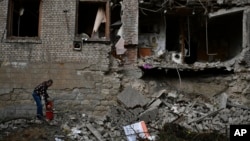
[165,8,243,64]
[7,0,41,38]
[76,0,110,41]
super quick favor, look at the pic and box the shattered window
[76,0,110,41]
[7,0,41,38]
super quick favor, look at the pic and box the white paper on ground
[123,121,150,141]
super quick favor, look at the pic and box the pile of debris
[109,86,250,140]
[1,86,250,141]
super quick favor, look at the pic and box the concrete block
[215,93,228,109]
[139,107,158,123]
[149,99,162,108]
[117,86,149,108]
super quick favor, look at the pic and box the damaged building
[137,0,250,71]
[1,0,250,138]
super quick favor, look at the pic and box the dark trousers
[32,91,43,119]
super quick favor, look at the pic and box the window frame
[75,0,110,42]
[7,0,42,40]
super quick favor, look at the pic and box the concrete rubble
[117,86,150,108]
[1,87,250,141]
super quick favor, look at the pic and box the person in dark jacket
[32,79,53,120]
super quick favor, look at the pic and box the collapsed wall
[137,1,250,71]
[0,0,250,123]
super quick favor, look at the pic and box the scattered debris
[1,86,250,141]
[188,108,224,124]
[86,123,105,141]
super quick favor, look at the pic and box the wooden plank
[86,123,104,141]
[188,108,224,124]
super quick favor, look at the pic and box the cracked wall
[0,0,115,120]
[0,0,250,121]
[0,62,121,119]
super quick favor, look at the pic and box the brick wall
[0,0,117,119]
[120,0,139,68]
[124,45,138,66]
[0,1,111,63]
[0,0,8,43]
[0,62,121,118]
[122,0,138,45]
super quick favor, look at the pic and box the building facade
[0,0,250,120]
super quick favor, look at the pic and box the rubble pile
[1,86,250,141]
[109,87,250,139]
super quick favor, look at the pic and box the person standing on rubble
[32,79,53,120]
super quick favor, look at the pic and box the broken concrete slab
[139,107,158,123]
[151,89,167,98]
[148,99,162,108]
[217,93,228,109]
[146,89,166,107]
[117,86,150,108]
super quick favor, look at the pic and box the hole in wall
[140,67,168,80]
[165,67,234,79]
[138,8,243,64]
[165,11,243,64]
[141,67,234,81]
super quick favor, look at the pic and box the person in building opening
[32,79,53,120]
